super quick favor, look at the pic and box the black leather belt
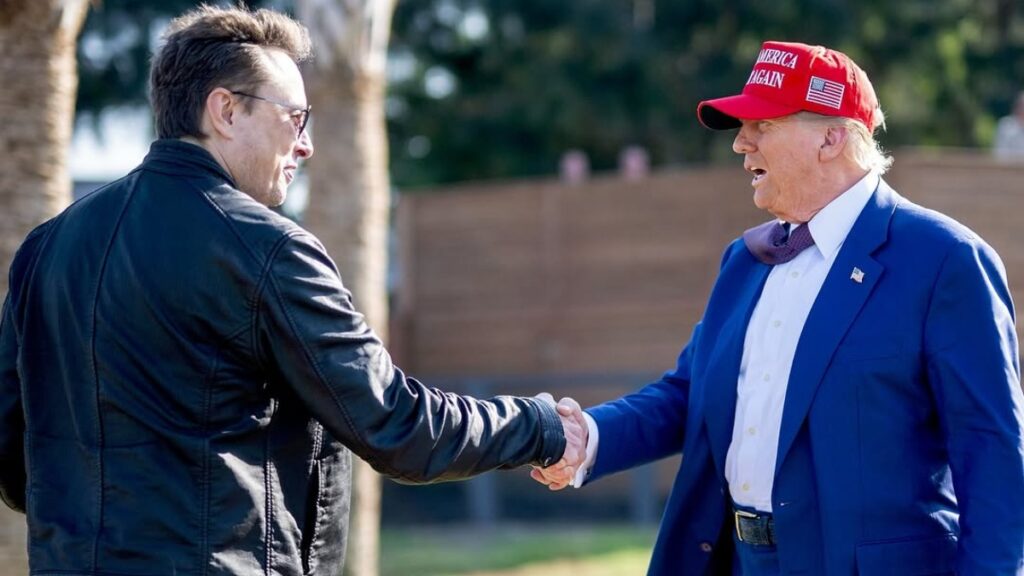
[734,508,775,546]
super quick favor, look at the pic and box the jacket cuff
[530,398,567,468]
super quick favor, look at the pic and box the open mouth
[751,168,767,185]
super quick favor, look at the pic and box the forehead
[740,116,789,131]
[256,48,306,100]
[738,116,826,153]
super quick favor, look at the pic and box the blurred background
[2,0,1024,574]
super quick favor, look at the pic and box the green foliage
[74,0,1024,187]
[75,0,283,120]
[386,0,1024,187]
[79,0,204,115]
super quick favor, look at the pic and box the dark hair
[149,5,312,139]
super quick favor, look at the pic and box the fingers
[531,466,571,491]
[529,393,589,491]
[539,392,586,464]
[559,415,585,464]
[535,392,556,407]
[556,396,587,441]
[556,396,587,468]
[555,396,581,417]
[530,445,576,488]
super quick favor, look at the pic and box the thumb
[556,396,581,417]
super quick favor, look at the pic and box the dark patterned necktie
[742,221,816,265]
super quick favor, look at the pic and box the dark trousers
[732,530,780,575]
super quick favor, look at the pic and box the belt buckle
[734,508,758,543]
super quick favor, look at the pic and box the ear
[819,125,848,162]
[204,88,239,140]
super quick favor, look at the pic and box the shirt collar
[796,170,879,260]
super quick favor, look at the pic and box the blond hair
[793,110,893,174]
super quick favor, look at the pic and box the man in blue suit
[532,41,1024,575]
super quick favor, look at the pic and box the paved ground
[0,507,27,575]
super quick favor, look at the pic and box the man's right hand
[531,394,588,490]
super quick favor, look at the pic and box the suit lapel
[774,181,899,474]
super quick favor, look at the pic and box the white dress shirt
[574,171,879,499]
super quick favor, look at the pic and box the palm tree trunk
[0,0,89,297]
[305,49,391,576]
[0,0,88,567]
[307,71,391,339]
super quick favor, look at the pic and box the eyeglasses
[231,91,311,136]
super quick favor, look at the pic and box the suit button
[699,542,713,553]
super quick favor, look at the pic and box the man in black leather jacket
[0,6,584,575]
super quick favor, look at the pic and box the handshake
[532,393,589,491]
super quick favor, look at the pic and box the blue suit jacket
[587,182,1024,575]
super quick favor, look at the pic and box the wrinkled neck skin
[781,161,868,224]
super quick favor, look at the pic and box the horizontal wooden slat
[396,152,1024,384]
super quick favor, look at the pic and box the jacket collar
[141,139,236,188]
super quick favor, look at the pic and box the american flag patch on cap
[806,76,845,109]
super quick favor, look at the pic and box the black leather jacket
[0,140,566,575]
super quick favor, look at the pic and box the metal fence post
[466,379,498,527]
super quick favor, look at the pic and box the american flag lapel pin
[850,267,865,283]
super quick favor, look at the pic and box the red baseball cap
[697,41,879,132]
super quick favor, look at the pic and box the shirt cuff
[571,412,599,488]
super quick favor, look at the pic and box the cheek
[772,149,811,183]
[260,144,287,176]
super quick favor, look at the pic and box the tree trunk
[0,0,88,569]
[0,0,88,297]
[305,57,391,576]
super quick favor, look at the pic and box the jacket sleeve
[923,238,1024,574]
[0,293,26,513]
[253,231,565,483]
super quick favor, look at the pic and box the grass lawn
[380,524,655,576]
[0,515,655,576]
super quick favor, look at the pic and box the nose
[294,129,314,160]
[732,124,756,154]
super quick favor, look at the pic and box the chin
[237,181,282,208]
[752,192,771,211]
[261,182,288,207]
[266,192,287,208]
